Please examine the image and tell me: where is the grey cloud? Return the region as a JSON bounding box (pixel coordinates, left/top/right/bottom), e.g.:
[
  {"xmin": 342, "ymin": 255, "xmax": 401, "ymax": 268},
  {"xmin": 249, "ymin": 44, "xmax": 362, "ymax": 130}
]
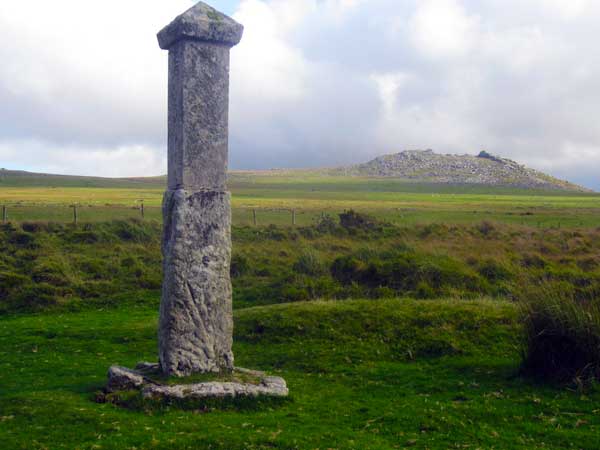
[
  {"xmin": 0, "ymin": 0, "xmax": 598, "ymax": 190},
  {"xmin": 236, "ymin": 0, "xmax": 599, "ymax": 189}
]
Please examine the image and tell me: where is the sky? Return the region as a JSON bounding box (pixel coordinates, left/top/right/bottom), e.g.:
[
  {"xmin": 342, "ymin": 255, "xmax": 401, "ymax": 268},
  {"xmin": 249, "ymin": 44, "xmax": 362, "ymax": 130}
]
[{"xmin": 0, "ymin": 0, "xmax": 598, "ymax": 190}]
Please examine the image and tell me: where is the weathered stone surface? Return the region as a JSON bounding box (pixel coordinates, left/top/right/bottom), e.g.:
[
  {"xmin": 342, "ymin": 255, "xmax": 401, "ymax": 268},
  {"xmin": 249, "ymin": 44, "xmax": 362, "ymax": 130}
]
[
  {"xmin": 107, "ymin": 366, "xmax": 145, "ymax": 392},
  {"xmin": 159, "ymin": 188, "xmax": 234, "ymax": 377},
  {"xmin": 107, "ymin": 364, "xmax": 288, "ymax": 401},
  {"xmin": 167, "ymin": 39, "xmax": 231, "ymax": 191},
  {"xmin": 142, "ymin": 375, "xmax": 289, "ymax": 400},
  {"xmin": 158, "ymin": 1, "xmax": 243, "ymax": 50},
  {"xmin": 135, "ymin": 362, "xmax": 160, "ymax": 373}
]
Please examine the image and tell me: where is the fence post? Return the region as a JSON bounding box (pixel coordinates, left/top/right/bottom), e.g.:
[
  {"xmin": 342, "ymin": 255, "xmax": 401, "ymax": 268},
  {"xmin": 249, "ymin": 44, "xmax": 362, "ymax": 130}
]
[
  {"xmin": 140, "ymin": 201, "xmax": 145, "ymax": 219},
  {"xmin": 2, "ymin": 205, "xmax": 6, "ymax": 224},
  {"xmin": 73, "ymin": 205, "xmax": 78, "ymax": 226},
  {"xmin": 292, "ymin": 209, "xmax": 296, "ymax": 226},
  {"xmin": 253, "ymin": 209, "xmax": 257, "ymax": 226}
]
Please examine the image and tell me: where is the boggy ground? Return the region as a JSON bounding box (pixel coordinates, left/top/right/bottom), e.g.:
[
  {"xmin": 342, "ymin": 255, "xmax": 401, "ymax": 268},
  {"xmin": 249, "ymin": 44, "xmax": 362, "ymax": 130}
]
[{"xmin": 2, "ymin": 298, "xmax": 600, "ymax": 449}]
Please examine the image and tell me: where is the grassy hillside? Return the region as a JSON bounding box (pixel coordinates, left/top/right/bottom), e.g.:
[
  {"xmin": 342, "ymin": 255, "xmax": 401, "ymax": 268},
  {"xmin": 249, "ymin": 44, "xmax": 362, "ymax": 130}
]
[
  {"xmin": 2, "ymin": 218, "xmax": 600, "ymax": 314},
  {"xmin": 0, "ymin": 168, "xmax": 595, "ymax": 194}
]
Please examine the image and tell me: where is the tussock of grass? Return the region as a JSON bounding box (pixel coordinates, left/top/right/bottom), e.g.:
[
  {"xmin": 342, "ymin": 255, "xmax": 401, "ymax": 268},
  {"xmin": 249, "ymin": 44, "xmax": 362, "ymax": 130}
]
[{"xmin": 520, "ymin": 285, "xmax": 600, "ymax": 383}]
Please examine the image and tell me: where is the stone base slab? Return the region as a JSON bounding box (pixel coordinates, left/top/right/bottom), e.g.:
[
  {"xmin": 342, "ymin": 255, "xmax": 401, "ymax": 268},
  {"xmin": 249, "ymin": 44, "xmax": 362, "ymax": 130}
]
[{"xmin": 106, "ymin": 363, "xmax": 288, "ymax": 401}]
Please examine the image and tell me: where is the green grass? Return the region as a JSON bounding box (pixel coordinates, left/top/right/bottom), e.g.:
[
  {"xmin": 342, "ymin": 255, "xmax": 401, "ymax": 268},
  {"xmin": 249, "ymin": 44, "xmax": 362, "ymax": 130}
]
[
  {"xmin": 2, "ymin": 172, "xmax": 600, "ymax": 448},
  {"xmin": 2, "ymin": 298, "xmax": 600, "ymax": 449},
  {"xmin": 3, "ymin": 218, "xmax": 600, "ymax": 314},
  {"xmin": 0, "ymin": 172, "xmax": 598, "ymax": 227}
]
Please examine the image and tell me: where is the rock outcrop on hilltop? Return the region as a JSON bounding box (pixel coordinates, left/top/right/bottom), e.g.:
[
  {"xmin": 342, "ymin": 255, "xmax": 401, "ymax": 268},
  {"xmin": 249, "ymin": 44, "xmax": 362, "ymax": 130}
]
[{"xmin": 342, "ymin": 150, "xmax": 588, "ymax": 191}]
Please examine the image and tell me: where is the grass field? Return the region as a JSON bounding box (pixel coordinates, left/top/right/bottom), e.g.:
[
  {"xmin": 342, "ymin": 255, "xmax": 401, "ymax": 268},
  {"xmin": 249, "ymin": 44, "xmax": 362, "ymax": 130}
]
[
  {"xmin": 0, "ymin": 173, "xmax": 599, "ymax": 227},
  {"xmin": 3, "ymin": 298, "xmax": 600, "ymax": 449},
  {"xmin": 2, "ymin": 171, "xmax": 600, "ymax": 449}
]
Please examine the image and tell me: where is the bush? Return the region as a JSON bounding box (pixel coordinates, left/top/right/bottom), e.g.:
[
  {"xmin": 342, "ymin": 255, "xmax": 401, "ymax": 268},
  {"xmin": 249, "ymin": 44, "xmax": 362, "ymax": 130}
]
[
  {"xmin": 521, "ymin": 254, "xmax": 547, "ymax": 269},
  {"xmin": 230, "ymin": 254, "xmax": 250, "ymax": 278},
  {"xmin": 330, "ymin": 250, "xmax": 488, "ymax": 299},
  {"xmin": 9, "ymin": 231, "xmax": 37, "ymax": 248},
  {"xmin": 331, "ymin": 256, "xmax": 366, "ymax": 286},
  {"xmin": 314, "ymin": 214, "xmax": 337, "ymax": 234},
  {"xmin": 112, "ymin": 220, "xmax": 155, "ymax": 243},
  {"xmin": 293, "ymin": 250, "xmax": 326, "ymax": 276},
  {"xmin": 476, "ymin": 221, "xmax": 496, "ymax": 237},
  {"xmin": 520, "ymin": 284, "xmax": 600, "ymax": 383},
  {"xmin": 339, "ymin": 210, "xmax": 378, "ymax": 231},
  {"xmin": 69, "ymin": 231, "xmax": 100, "ymax": 244},
  {"xmin": 478, "ymin": 259, "xmax": 512, "ymax": 282}
]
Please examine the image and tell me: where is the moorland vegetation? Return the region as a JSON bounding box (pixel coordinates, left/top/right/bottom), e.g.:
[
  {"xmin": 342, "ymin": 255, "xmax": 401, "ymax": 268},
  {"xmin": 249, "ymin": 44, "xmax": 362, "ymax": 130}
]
[
  {"xmin": 2, "ymin": 214, "xmax": 599, "ymax": 315},
  {"xmin": 2, "ymin": 173, "xmax": 600, "ymax": 448}
]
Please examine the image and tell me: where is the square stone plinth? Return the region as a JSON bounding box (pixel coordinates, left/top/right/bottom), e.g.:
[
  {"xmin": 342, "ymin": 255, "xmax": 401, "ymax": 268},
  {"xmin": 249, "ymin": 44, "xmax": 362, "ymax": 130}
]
[{"xmin": 105, "ymin": 364, "xmax": 288, "ymax": 403}]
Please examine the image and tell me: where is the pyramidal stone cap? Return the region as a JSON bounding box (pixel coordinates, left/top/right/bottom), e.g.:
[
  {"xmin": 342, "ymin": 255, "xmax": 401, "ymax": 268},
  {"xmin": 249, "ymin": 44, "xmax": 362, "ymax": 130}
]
[{"xmin": 157, "ymin": 1, "xmax": 244, "ymax": 50}]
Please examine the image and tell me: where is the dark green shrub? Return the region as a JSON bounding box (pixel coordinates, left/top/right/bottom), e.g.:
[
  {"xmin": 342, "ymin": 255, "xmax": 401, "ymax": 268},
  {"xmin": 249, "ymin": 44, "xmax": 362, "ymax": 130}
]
[
  {"xmin": 415, "ymin": 281, "xmax": 436, "ymax": 299},
  {"xmin": 9, "ymin": 231, "xmax": 37, "ymax": 248},
  {"xmin": 69, "ymin": 231, "xmax": 100, "ymax": 244},
  {"xmin": 280, "ymin": 285, "xmax": 309, "ymax": 302},
  {"xmin": 138, "ymin": 273, "xmax": 161, "ymax": 289},
  {"xmin": 578, "ymin": 257, "xmax": 599, "ymax": 272},
  {"xmin": 111, "ymin": 220, "xmax": 156, "ymax": 243},
  {"xmin": 121, "ymin": 257, "xmax": 137, "ymax": 268},
  {"xmin": 21, "ymin": 222, "xmax": 50, "ymax": 233},
  {"xmin": 31, "ymin": 261, "xmax": 70, "ymax": 286},
  {"xmin": 418, "ymin": 223, "xmax": 449, "ymax": 239},
  {"xmin": 520, "ymin": 285, "xmax": 600, "ymax": 383},
  {"xmin": 298, "ymin": 227, "xmax": 316, "ymax": 239},
  {"xmin": 0, "ymin": 271, "xmax": 29, "ymax": 298},
  {"xmin": 478, "ymin": 259, "xmax": 512, "ymax": 282},
  {"xmin": 14, "ymin": 283, "xmax": 60, "ymax": 309},
  {"xmin": 302, "ymin": 276, "xmax": 340, "ymax": 299},
  {"xmin": 373, "ymin": 286, "xmax": 396, "ymax": 298},
  {"xmin": 314, "ymin": 214, "xmax": 337, "ymax": 234},
  {"xmin": 231, "ymin": 254, "xmax": 250, "ymax": 278},
  {"xmin": 339, "ymin": 210, "xmax": 378, "ymax": 231},
  {"xmin": 331, "ymin": 256, "xmax": 365, "ymax": 285},
  {"xmin": 255, "ymin": 267, "xmax": 272, "ymax": 277},
  {"xmin": 476, "ymin": 221, "xmax": 496, "ymax": 237},
  {"xmin": 521, "ymin": 254, "xmax": 547, "ymax": 269},
  {"xmin": 293, "ymin": 250, "xmax": 326, "ymax": 276}
]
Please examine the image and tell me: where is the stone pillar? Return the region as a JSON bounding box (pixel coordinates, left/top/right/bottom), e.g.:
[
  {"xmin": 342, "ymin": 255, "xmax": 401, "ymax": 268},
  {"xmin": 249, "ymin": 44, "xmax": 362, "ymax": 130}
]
[{"xmin": 157, "ymin": 2, "xmax": 243, "ymax": 377}]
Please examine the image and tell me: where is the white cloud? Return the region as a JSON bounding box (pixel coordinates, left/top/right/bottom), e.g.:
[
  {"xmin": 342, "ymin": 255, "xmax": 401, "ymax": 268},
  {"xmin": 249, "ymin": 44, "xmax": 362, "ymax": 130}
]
[
  {"xmin": 538, "ymin": 0, "xmax": 590, "ymax": 19},
  {"xmin": 0, "ymin": 139, "xmax": 165, "ymax": 177},
  {"xmin": 409, "ymin": 0, "xmax": 480, "ymax": 59},
  {"xmin": 0, "ymin": 0, "xmax": 193, "ymax": 175},
  {"xmin": 0, "ymin": 0, "xmax": 599, "ymax": 189}
]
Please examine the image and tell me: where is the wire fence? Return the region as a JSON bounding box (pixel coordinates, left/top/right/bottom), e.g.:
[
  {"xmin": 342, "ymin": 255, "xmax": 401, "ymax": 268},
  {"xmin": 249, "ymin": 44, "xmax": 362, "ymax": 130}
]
[
  {"xmin": 0, "ymin": 204, "xmax": 323, "ymax": 227},
  {"xmin": 0, "ymin": 202, "xmax": 596, "ymax": 229}
]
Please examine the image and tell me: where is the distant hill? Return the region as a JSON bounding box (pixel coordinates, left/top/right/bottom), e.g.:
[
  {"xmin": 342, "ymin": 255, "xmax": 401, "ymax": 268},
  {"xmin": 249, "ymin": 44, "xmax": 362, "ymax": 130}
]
[
  {"xmin": 332, "ymin": 150, "xmax": 589, "ymax": 192},
  {"xmin": 0, "ymin": 150, "xmax": 591, "ymax": 193},
  {"xmin": 0, "ymin": 169, "xmax": 166, "ymax": 189}
]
